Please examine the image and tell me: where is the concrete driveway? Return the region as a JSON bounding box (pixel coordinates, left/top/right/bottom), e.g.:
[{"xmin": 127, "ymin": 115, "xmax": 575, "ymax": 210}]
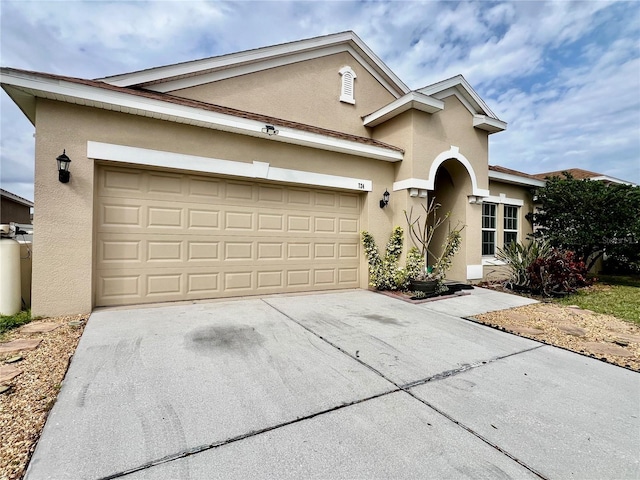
[{"xmin": 26, "ymin": 289, "xmax": 639, "ymax": 479}]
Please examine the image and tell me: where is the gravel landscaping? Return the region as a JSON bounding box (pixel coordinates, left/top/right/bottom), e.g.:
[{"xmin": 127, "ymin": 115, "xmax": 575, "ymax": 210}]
[
  {"xmin": 473, "ymin": 302, "xmax": 640, "ymax": 371},
  {"xmin": 0, "ymin": 314, "xmax": 87, "ymax": 480}
]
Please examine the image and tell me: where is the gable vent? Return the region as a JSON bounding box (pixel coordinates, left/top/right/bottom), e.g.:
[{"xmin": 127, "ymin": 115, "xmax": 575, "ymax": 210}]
[{"xmin": 339, "ymin": 66, "xmax": 357, "ymax": 105}]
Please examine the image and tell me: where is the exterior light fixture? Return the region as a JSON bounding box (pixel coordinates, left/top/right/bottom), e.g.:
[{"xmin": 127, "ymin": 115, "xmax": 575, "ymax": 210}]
[
  {"xmin": 261, "ymin": 125, "xmax": 279, "ymax": 136},
  {"xmin": 56, "ymin": 150, "xmax": 71, "ymax": 183},
  {"xmin": 379, "ymin": 189, "xmax": 390, "ymax": 208}
]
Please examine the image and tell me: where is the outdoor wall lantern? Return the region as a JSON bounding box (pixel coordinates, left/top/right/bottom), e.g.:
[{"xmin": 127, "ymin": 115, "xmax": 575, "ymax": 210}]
[
  {"xmin": 379, "ymin": 189, "xmax": 390, "ymax": 208},
  {"xmin": 261, "ymin": 124, "xmax": 279, "ymax": 136},
  {"xmin": 56, "ymin": 150, "xmax": 71, "ymax": 183}
]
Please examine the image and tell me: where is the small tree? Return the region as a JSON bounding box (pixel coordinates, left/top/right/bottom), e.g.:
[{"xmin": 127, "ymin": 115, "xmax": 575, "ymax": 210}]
[
  {"xmin": 531, "ymin": 173, "xmax": 640, "ymax": 271},
  {"xmin": 404, "ymin": 198, "xmax": 465, "ymax": 283}
]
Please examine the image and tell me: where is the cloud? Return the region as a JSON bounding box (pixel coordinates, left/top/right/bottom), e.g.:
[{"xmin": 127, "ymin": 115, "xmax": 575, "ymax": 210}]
[{"xmin": 1, "ymin": 0, "xmax": 639, "ymax": 202}]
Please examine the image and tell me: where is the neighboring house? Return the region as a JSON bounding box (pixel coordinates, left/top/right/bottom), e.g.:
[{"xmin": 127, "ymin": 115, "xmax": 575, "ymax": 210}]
[
  {"xmin": 1, "ymin": 188, "xmax": 33, "ymax": 224},
  {"xmin": 533, "ymin": 168, "xmax": 636, "ymax": 186},
  {"xmin": 1, "ymin": 31, "xmax": 544, "ymax": 316}
]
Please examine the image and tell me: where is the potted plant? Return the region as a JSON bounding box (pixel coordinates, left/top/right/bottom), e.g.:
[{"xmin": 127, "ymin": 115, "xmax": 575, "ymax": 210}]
[{"xmin": 404, "ymin": 198, "xmax": 465, "ymax": 295}]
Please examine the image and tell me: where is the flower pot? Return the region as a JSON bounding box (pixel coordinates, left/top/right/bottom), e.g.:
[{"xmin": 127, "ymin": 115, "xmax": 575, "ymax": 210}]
[{"xmin": 409, "ymin": 279, "xmax": 438, "ymax": 295}]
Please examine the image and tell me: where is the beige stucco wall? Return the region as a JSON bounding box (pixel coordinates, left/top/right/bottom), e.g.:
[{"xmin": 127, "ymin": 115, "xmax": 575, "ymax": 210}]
[
  {"xmin": 172, "ymin": 52, "xmax": 396, "ymax": 139},
  {"xmin": 407, "ymin": 96, "xmax": 489, "ymax": 190},
  {"xmin": 31, "ymin": 99, "xmax": 397, "ymax": 316},
  {"xmin": 373, "ymin": 96, "xmax": 493, "ymax": 282}
]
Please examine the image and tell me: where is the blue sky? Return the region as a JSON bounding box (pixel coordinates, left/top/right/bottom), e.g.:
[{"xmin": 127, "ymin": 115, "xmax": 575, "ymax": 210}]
[{"xmin": 1, "ymin": 0, "xmax": 639, "ymax": 202}]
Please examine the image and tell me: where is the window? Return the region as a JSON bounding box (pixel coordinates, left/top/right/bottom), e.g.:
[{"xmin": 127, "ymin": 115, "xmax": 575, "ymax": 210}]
[
  {"xmin": 482, "ymin": 203, "xmax": 496, "ymax": 255},
  {"xmin": 504, "ymin": 205, "xmax": 519, "ymax": 245},
  {"xmin": 339, "ymin": 66, "xmax": 357, "ymax": 104}
]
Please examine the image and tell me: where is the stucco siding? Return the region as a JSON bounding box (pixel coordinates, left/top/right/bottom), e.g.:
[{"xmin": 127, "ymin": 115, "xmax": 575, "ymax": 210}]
[
  {"xmin": 171, "ymin": 52, "xmax": 396, "ymax": 139},
  {"xmin": 31, "ymin": 99, "xmax": 397, "ymax": 315},
  {"xmin": 413, "ymin": 96, "xmax": 489, "ymax": 190}
]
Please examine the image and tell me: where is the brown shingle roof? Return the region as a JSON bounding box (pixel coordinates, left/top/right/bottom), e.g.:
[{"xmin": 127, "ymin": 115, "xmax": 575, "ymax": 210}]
[
  {"xmin": 2, "ymin": 67, "xmax": 404, "ymax": 153},
  {"xmin": 532, "ymin": 168, "xmax": 603, "ymax": 180},
  {"xmin": 488, "ymin": 165, "xmax": 540, "ymax": 180}
]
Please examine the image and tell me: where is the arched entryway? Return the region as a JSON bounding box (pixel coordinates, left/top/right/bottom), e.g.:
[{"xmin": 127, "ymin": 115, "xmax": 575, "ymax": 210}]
[{"xmin": 428, "ymin": 158, "xmax": 473, "ymax": 282}]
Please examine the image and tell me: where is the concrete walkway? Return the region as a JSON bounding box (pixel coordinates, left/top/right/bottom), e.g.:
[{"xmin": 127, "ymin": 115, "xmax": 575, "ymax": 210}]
[{"xmin": 25, "ymin": 288, "xmax": 639, "ymax": 479}]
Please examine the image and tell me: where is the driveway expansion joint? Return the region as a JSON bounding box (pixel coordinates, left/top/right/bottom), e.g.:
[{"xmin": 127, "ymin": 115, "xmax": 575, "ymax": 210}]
[
  {"xmin": 402, "ymin": 344, "xmax": 546, "ymax": 389},
  {"xmin": 264, "ymin": 299, "xmax": 550, "ymax": 480},
  {"xmin": 95, "ymin": 388, "xmax": 400, "ymax": 480}
]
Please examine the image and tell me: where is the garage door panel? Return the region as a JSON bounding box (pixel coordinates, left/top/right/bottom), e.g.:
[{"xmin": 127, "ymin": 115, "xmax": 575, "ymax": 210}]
[
  {"xmin": 96, "ymin": 165, "xmax": 361, "ymax": 306},
  {"xmin": 98, "ymin": 236, "xmax": 359, "ymax": 269}
]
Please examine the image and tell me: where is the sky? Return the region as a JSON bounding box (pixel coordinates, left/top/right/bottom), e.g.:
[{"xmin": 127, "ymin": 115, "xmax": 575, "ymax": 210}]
[{"xmin": 1, "ymin": 0, "xmax": 639, "ymax": 202}]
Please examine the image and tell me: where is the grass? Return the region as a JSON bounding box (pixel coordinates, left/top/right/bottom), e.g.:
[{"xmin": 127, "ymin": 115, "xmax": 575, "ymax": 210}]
[
  {"xmin": 555, "ymin": 275, "xmax": 640, "ymax": 325},
  {"xmin": 0, "ymin": 309, "xmax": 35, "ymax": 339}
]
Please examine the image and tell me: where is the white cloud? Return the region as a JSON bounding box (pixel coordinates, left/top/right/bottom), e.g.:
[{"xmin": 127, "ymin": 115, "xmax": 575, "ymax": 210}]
[{"xmin": 1, "ymin": 0, "xmax": 639, "ymax": 203}]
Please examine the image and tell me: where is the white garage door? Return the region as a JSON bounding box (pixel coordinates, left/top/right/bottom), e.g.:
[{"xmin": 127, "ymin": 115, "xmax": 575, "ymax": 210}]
[{"xmin": 95, "ymin": 165, "xmax": 362, "ymax": 306}]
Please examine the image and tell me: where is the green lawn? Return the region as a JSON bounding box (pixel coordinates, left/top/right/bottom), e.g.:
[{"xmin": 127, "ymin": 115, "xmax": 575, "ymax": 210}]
[{"xmin": 555, "ymin": 275, "xmax": 640, "ymax": 325}]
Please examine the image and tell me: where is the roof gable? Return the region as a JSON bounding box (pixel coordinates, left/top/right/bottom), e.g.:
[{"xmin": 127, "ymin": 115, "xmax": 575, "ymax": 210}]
[
  {"xmin": 418, "ymin": 75, "xmax": 505, "ymax": 132},
  {"xmin": 99, "ymin": 31, "xmax": 409, "ymax": 99}
]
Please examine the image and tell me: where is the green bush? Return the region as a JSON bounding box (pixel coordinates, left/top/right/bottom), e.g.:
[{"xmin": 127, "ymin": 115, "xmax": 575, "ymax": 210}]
[
  {"xmin": 362, "ymin": 227, "xmax": 408, "ymax": 291},
  {"xmin": 496, "ymin": 239, "xmax": 552, "ymax": 289}
]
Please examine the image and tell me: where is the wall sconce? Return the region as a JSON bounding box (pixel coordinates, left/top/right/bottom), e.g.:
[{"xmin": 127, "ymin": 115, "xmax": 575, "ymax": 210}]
[
  {"xmin": 56, "ymin": 150, "xmax": 71, "ymax": 183},
  {"xmin": 261, "ymin": 125, "xmax": 279, "ymax": 136},
  {"xmin": 379, "ymin": 189, "xmax": 390, "ymax": 208}
]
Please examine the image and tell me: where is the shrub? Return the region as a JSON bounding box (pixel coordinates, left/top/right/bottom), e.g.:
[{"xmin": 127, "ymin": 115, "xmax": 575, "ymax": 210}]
[
  {"xmin": 527, "ymin": 249, "xmax": 590, "ymax": 296},
  {"xmin": 362, "ymin": 227, "xmax": 407, "ymax": 291},
  {"xmin": 496, "ymin": 239, "xmax": 552, "ymax": 289}
]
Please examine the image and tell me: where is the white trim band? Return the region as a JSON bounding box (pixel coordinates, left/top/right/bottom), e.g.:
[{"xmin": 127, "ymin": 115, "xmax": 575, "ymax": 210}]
[
  {"xmin": 483, "ymin": 194, "xmax": 524, "ymax": 206},
  {"xmin": 87, "ymin": 141, "xmax": 373, "ymax": 192},
  {"xmin": 0, "ymin": 69, "xmax": 403, "ymax": 163}
]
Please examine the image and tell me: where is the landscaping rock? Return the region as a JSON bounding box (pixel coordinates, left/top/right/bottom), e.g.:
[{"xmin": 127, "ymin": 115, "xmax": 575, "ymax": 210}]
[
  {"xmin": 612, "ymin": 333, "xmax": 640, "ymax": 345},
  {"xmin": 0, "ymin": 339, "xmax": 42, "ymax": 355},
  {"xmin": 582, "ymin": 342, "xmax": 633, "ymax": 358},
  {"xmin": 0, "ymin": 365, "xmax": 23, "ymax": 383},
  {"xmin": 557, "ymin": 324, "xmax": 587, "ymax": 337},
  {"xmin": 508, "ymin": 326, "xmax": 545, "ymax": 336},
  {"xmin": 20, "ymin": 322, "xmax": 62, "ymax": 333}
]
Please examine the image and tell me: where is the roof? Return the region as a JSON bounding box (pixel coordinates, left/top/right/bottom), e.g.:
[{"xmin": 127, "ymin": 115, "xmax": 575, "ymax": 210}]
[
  {"xmin": 0, "ymin": 188, "xmax": 34, "ymax": 207},
  {"xmin": 0, "ymin": 67, "xmax": 404, "ymax": 162},
  {"xmin": 488, "ymin": 165, "xmax": 545, "ymax": 187},
  {"xmin": 98, "ymin": 31, "xmax": 410, "ymax": 98},
  {"xmin": 417, "ymin": 75, "xmax": 506, "ymax": 132},
  {"xmin": 533, "ymin": 168, "xmax": 634, "ymax": 185}
]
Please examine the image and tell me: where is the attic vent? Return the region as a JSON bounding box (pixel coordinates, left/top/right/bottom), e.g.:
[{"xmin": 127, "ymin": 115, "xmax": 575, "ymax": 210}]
[{"xmin": 339, "ymin": 66, "xmax": 357, "ymax": 105}]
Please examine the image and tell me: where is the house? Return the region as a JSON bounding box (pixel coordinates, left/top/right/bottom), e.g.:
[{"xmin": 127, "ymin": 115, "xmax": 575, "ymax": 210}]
[
  {"xmin": 533, "ymin": 168, "xmax": 635, "ymax": 186},
  {"xmin": 0, "ymin": 31, "xmax": 544, "ymax": 316},
  {"xmin": 1, "ymin": 188, "xmax": 33, "ymax": 224}
]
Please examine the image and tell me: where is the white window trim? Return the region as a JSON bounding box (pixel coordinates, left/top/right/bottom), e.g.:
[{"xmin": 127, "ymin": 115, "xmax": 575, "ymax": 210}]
[
  {"xmin": 482, "ymin": 203, "xmax": 497, "ymax": 257},
  {"xmin": 482, "ymin": 193, "xmax": 524, "ymax": 206},
  {"xmin": 87, "ymin": 141, "xmax": 373, "ymax": 192},
  {"xmin": 503, "ymin": 205, "xmax": 519, "ymax": 244},
  {"xmin": 339, "ymin": 66, "xmax": 357, "ymax": 104}
]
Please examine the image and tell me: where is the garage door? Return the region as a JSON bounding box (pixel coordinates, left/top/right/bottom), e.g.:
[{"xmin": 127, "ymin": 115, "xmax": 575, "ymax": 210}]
[{"xmin": 95, "ymin": 165, "xmax": 362, "ymax": 306}]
